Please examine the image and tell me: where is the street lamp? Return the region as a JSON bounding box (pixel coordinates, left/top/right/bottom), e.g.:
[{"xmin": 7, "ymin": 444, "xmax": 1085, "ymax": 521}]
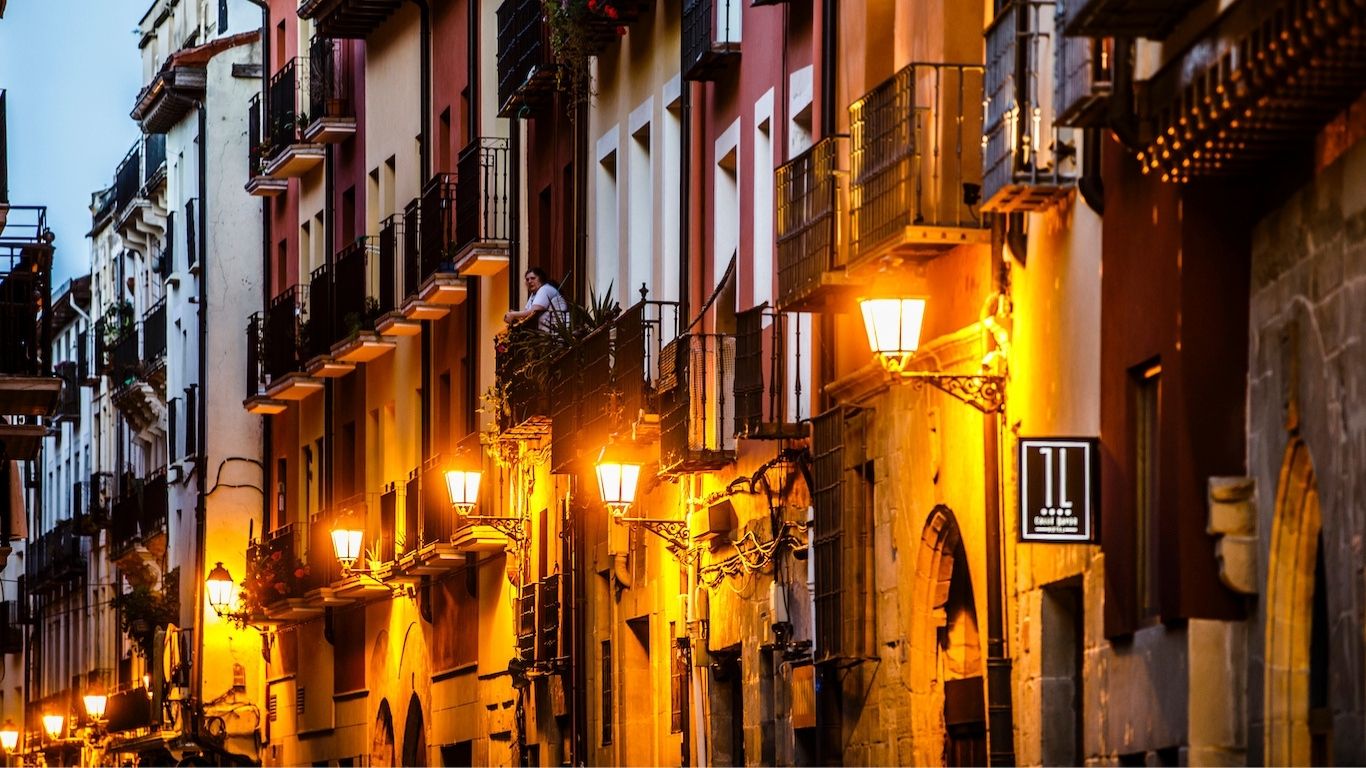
[
  {"xmin": 82, "ymin": 694, "xmax": 107, "ymax": 723},
  {"xmin": 205, "ymin": 562, "xmax": 237, "ymax": 616},
  {"xmin": 595, "ymin": 444, "xmax": 689, "ymax": 552},
  {"xmin": 443, "ymin": 464, "xmax": 526, "ymax": 542},
  {"xmin": 330, "ymin": 517, "xmax": 365, "ymax": 572},
  {"xmin": 0, "ymin": 720, "xmax": 18, "ymax": 752},
  {"xmin": 41, "ymin": 714, "xmax": 63, "ymax": 741},
  {"xmin": 857, "ymin": 296, "xmax": 1005, "ymax": 413}
]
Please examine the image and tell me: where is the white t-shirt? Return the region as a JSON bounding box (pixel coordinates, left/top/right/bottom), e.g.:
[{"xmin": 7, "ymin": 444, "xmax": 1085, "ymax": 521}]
[{"xmin": 526, "ymin": 283, "xmax": 569, "ymax": 333}]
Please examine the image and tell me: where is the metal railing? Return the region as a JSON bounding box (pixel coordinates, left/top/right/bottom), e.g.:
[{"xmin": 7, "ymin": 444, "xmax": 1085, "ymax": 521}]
[
  {"xmin": 682, "ymin": 0, "xmax": 741, "ymax": 81},
  {"xmin": 378, "ymin": 215, "xmax": 403, "ymax": 315},
  {"xmin": 849, "ymin": 62, "xmax": 987, "ymax": 256},
  {"xmin": 143, "ymin": 134, "xmax": 166, "ymax": 188},
  {"xmin": 306, "ymin": 263, "xmax": 335, "ymax": 359},
  {"xmin": 1054, "ymin": 12, "xmax": 1112, "ymax": 126},
  {"xmin": 419, "ymin": 173, "xmax": 457, "ymax": 282},
  {"xmin": 108, "ymin": 324, "xmax": 140, "ymax": 389},
  {"xmin": 983, "ymin": 1, "xmax": 1076, "ymax": 205},
  {"xmin": 0, "ymin": 206, "xmax": 52, "ymax": 378},
  {"xmin": 113, "ymin": 144, "xmax": 142, "ymax": 214},
  {"xmin": 248, "ymin": 93, "xmax": 263, "ymax": 175},
  {"xmin": 734, "ymin": 305, "xmax": 805, "ymax": 439},
  {"xmin": 56, "ymin": 361, "xmax": 79, "ymax": 420},
  {"xmin": 247, "ymin": 313, "xmax": 263, "ymax": 398},
  {"xmin": 266, "ymin": 58, "xmax": 309, "ymax": 160},
  {"xmin": 25, "ymin": 523, "xmax": 85, "ymax": 587},
  {"xmin": 334, "ymin": 239, "xmax": 384, "ymax": 338},
  {"xmin": 402, "ymin": 198, "xmax": 422, "ymax": 299},
  {"xmin": 496, "ymin": 0, "xmax": 552, "ymax": 113},
  {"xmin": 143, "ymin": 297, "xmax": 167, "ymax": 361},
  {"xmin": 110, "ymin": 470, "xmax": 168, "ymax": 560},
  {"xmin": 454, "ymin": 138, "xmax": 511, "ymax": 256},
  {"xmin": 775, "ymin": 135, "xmax": 847, "ymax": 310},
  {"xmin": 265, "ymin": 286, "xmax": 308, "ymax": 380},
  {"xmin": 377, "ymin": 487, "xmax": 399, "ymax": 564},
  {"xmin": 419, "ymin": 456, "xmax": 454, "ymax": 545},
  {"xmin": 659, "ymin": 333, "xmax": 736, "ymax": 474},
  {"xmin": 614, "ymin": 299, "xmax": 681, "ymax": 424},
  {"xmin": 308, "ymin": 36, "xmax": 353, "ymax": 122},
  {"xmin": 496, "ymin": 329, "xmax": 554, "ymax": 433}
]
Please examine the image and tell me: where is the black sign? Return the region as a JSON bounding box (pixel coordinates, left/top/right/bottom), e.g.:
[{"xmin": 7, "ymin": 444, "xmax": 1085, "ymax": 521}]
[{"xmin": 1018, "ymin": 438, "xmax": 1098, "ymax": 543}]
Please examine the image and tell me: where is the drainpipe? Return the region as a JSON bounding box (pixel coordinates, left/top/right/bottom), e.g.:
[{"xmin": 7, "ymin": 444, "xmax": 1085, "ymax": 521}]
[
  {"xmin": 193, "ymin": 100, "xmax": 210, "ymax": 742},
  {"xmin": 324, "ymin": 144, "xmax": 335, "ymax": 511},
  {"xmin": 679, "ymin": 84, "xmax": 691, "ymax": 323},
  {"xmin": 1078, "ymin": 128, "xmax": 1104, "ymax": 215},
  {"xmin": 412, "ymin": 0, "xmax": 433, "ymax": 467},
  {"xmin": 983, "ymin": 246, "xmax": 1016, "ymax": 766},
  {"xmin": 244, "ymin": 0, "xmax": 272, "ymax": 531}
]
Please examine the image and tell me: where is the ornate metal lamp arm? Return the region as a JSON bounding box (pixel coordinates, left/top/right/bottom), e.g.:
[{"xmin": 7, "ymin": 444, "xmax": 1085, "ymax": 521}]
[
  {"xmin": 463, "ymin": 515, "xmax": 528, "ymax": 542},
  {"xmin": 894, "ymin": 371, "xmax": 1006, "ymax": 414},
  {"xmin": 618, "ymin": 517, "xmax": 690, "ymax": 553}
]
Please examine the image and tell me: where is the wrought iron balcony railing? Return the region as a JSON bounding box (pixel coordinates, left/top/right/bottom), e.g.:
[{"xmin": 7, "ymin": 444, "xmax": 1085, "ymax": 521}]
[
  {"xmin": 56, "ymin": 361, "xmax": 79, "ymax": 421},
  {"xmin": 107, "ymin": 324, "xmax": 140, "ymax": 389},
  {"xmin": 419, "ymin": 173, "xmax": 457, "ymax": 283},
  {"xmin": 849, "ymin": 62, "xmax": 987, "ymax": 262},
  {"xmin": 549, "ymin": 323, "xmax": 611, "ymax": 474},
  {"xmin": 775, "ymin": 135, "xmax": 850, "ymax": 312},
  {"xmin": 143, "ymin": 296, "xmax": 167, "ymax": 362},
  {"xmin": 734, "ymin": 305, "xmax": 808, "ymax": 440},
  {"xmin": 25, "ymin": 522, "xmax": 85, "ymax": 588},
  {"xmin": 333, "ymin": 239, "xmax": 386, "ymax": 339},
  {"xmin": 495, "ymin": 329, "xmax": 553, "ymax": 436},
  {"xmin": 659, "ymin": 333, "xmax": 736, "ymax": 474},
  {"xmin": 266, "ymin": 58, "xmax": 308, "ymax": 160},
  {"xmin": 402, "ymin": 198, "xmax": 422, "ymax": 299},
  {"xmin": 496, "ymin": 0, "xmax": 554, "ymax": 116},
  {"xmin": 377, "ymin": 215, "xmax": 403, "ymax": 314},
  {"xmin": 113, "ymin": 143, "xmax": 142, "ymax": 215},
  {"xmin": 377, "ymin": 487, "xmax": 399, "ymax": 564},
  {"xmin": 614, "ymin": 298, "xmax": 682, "ymax": 427},
  {"xmin": 246, "ymin": 312, "xmax": 263, "ymax": 399},
  {"xmin": 248, "ymin": 93, "xmax": 264, "ymax": 176},
  {"xmin": 307, "ymin": 36, "xmax": 354, "ymax": 125},
  {"xmin": 682, "ymin": 0, "xmax": 741, "ymax": 81},
  {"xmin": 143, "ymin": 133, "xmax": 166, "ymax": 190},
  {"xmin": 1054, "ymin": 22, "xmax": 1112, "ymax": 127},
  {"xmin": 419, "ymin": 456, "xmax": 455, "ymax": 546},
  {"xmin": 0, "ymin": 205, "xmax": 53, "ymax": 383},
  {"xmin": 109, "ymin": 469, "xmax": 168, "ymax": 561},
  {"xmin": 265, "ymin": 286, "xmax": 309, "ymax": 381},
  {"xmin": 453, "ymin": 138, "xmax": 511, "ymax": 271},
  {"xmin": 982, "ymin": 1, "xmax": 1079, "ymax": 212},
  {"xmin": 306, "ymin": 263, "xmax": 336, "ymax": 360}
]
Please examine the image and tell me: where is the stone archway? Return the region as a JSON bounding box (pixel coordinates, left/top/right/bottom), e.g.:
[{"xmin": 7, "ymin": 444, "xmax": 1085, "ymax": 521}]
[
  {"xmin": 371, "ymin": 697, "xmax": 396, "ymax": 767},
  {"xmin": 907, "ymin": 505, "xmax": 985, "ymax": 767},
  {"xmin": 1264, "ymin": 438, "xmax": 1323, "ymax": 766},
  {"xmin": 401, "ymin": 692, "xmax": 427, "ymax": 767}
]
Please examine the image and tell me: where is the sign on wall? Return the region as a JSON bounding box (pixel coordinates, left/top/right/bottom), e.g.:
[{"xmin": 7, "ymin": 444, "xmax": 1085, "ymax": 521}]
[{"xmin": 1018, "ymin": 437, "xmax": 1098, "ymax": 543}]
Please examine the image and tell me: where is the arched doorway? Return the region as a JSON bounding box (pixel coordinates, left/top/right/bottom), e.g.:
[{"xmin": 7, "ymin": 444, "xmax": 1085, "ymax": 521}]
[
  {"xmin": 372, "ymin": 698, "xmax": 395, "ymax": 767},
  {"xmin": 401, "ymin": 692, "xmax": 427, "ymax": 767},
  {"xmin": 1264, "ymin": 438, "xmax": 1330, "ymax": 765},
  {"xmin": 909, "ymin": 505, "xmax": 985, "ymax": 767}
]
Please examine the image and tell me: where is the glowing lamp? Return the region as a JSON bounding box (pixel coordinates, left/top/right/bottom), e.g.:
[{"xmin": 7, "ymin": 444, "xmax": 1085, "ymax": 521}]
[
  {"xmin": 205, "ymin": 562, "xmax": 236, "ymax": 615},
  {"xmin": 595, "ymin": 444, "xmax": 643, "ymax": 518},
  {"xmin": 444, "ymin": 470, "xmax": 482, "ymax": 517},
  {"xmin": 42, "ymin": 714, "xmax": 63, "ymax": 740},
  {"xmin": 0, "ymin": 720, "xmax": 18, "ymax": 751},
  {"xmin": 83, "ymin": 694, "xmax": 108, "ymax": 722},
  {"xmin": 859, "ymin": 297, "xmax": 927, "ymax": 373},
  {"xmin": 331, "ymin": 522, "xmax": 364, "ymax": 571}
]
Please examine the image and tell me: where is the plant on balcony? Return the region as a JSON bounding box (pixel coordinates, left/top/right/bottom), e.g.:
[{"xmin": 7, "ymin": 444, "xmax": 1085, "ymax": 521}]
[
  {"xmin": 485, "ymin": 281, "xmax": 619, "ymax": 426},
  {"xmin": 113, "ymin": 583, "xmax": 180, "ymax": 659},
  {"xmin": 342, "ymin": 297, "xmax": 384, "ymax": 337},
  {"xmin": 100, "ymin": 301, "xmax": 135, "ymax": 344},
  {"xmin": 543, "ymin": 0, "xmax": 627, "ymax": 105},
  {"xmin": 240, "ymin": 544, "xmax": 310, "ymax": 618}
]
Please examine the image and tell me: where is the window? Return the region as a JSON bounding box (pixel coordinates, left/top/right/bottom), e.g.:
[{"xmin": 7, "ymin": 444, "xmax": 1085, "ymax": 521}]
[
  {"xmin": 628, "ymin": 120, "xmax": 652, "ymax": 296},
  {"xmin": 596, "ymin": 148, "xmax": 619, "ymax": 294},
  {"xmin": 439, "ymin": 107, "xmax": 452, "ymax": 173},
  {"xmin": 601, "ymin": 640, "xmax": 613, "ymax": 745},
  {"xmin": 812, "ymin": 408, "xmax": 845, "ymax": 658},
  {"xmin": 1132, "ymin": 361, "xmax": 1160, "ymax": 620},
  {"xmin": 341, "ymin": 186, "xmax": 356, "ymax": 244},
  {"xmin": 752, "ymin": 111, "xmax": 773, "ymax": 307},
  {"xmin": 670, "ymin": 633, "xmax": 688, "ymax": 733}
]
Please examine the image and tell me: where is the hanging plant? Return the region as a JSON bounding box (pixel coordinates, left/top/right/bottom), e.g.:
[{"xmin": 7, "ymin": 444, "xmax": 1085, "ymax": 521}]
[
  {"xmin": 113, "ymin": 583, "xmax": 180, "ymax": 660},
  {"xmin": 543, "ymin": 0, "xmax": 628, "ymax": 107},
  {"xmin": 240, "ymin": 542, "xmax": 310, "ymax": 618}
]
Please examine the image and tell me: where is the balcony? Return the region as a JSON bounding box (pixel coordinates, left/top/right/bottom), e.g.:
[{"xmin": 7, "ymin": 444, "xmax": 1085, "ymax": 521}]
[
  {"xmin": 80, "ymin": 474, "xmax": 112, "ymax": 532},
  {"xmin": 1061, "ymin": 0, "xmax": 1200, "ymax": 38},
  {"xmin": 246, "ymin": 94, "xmax": 287, "ymax": 196},
  {"xmin": 848, "ymin": 63, "xmax": 988, "ymax": 266},
  {"xmin": 734, "ymin": 306, "xmax": 808, "ymax": 440},
  {"xmin": 298, "ymin": 0, "xmax": 406, "ymax": 39},
  {"xmin": 610, "ymin": 298, "xmax": 679, "ymax": 434},
  {"xmin": 244, "ymin": 313, "xmax": 286, "ymax": 414},
  {"xmin": 249, "ymin": 523, "xmax": 325, "ymax": 622},
  {"xmin": 25, "ymin": 522, "xmax": 85, "ymax": 590},
  {"xmin": 55, "ymin": 361, "xmax": 79, "ymax": 422},
  {"xmin": 659, "ymin": 333, "xmax": 736, "ymax": 475},
  {"xmin": 110, "ymin": 469, "xmax": 169, "ymax": 586},
  {"xmin": 374, "ymin": 214, "xmax": 421, "ymax": 337},
  {"xmin": 549, "ymin": 323, "xmax": 612, "ymax": 474},
  {"xmin": 1136, "ymin": 0, "xmax": 1366, "ymax": 181},
  {"xmin": 1055, "ymin": 32, "xmax": 1113, "ymax": 127},
  {"xmin": 110, "ymin": 299, "xmax": 168, "ymax": 438},
  {"xmin": 328, "ymin": 239, "xmax": 395, "ymax": 364},
  {"xmin": 452, "ymin": 138, "xmax": 511, "ymax": 277},
  {"xmin": 400, "ymin": 175, "xmax": 467, "ymax": 316},
  {"xmin": 262, "ymin": 59, "xmax": 324, "ymax": 179},
  {"xmin": 113, "ymin": 136, "xmax": 168, "ymax": 256},
  {"xmin": 981, "ymin": 1, "xmax": 1078, "ymax": 212},
  {"xmin": 775, "ymin": 135, "xmax": 853, "ymax": 313},
  {"xmin": 395, "ymin": 457, "xmax": 465, "ymax": 574},
  {"xmin": 131, "ymin": 44, "xmax": 209, "ymax": 134},
  {"xmin": 495, "ymin": 329, "xmax": 553, "ymax": 437},
  {"xmin": 263, "ymin": 286, "xmax": 323, "ymax": 401},
  {"xmin": 0, "ymin": 205, "xmax": 60, "ymax": 432},
  {"xmin": 304, "ymin": 36, "xmax": 357, "ymax": 143},
  {"xmin": 496, "ymin": 0, "xmax": 554, "ymax": 117},
  {"xmin": 682, "ymin": 0, "xmax": 741, "ymax": 81}
]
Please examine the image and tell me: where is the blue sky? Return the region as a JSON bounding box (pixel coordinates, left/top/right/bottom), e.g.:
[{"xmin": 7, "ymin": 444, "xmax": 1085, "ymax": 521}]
[{"xmin": 1, "ymin": 1, "xmax": 148, "ymax": 287}]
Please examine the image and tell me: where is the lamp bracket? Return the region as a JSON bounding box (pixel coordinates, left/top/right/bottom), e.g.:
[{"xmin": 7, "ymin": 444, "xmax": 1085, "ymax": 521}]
[
  {"xmin": 465, "ymin": 515, "xmax": 528, "ymax": 542},
  {"xmin": 896, "ymin": 372, "xmax": 1005, "ymax": 414},
  {"xmin": 620, "ymin": 517, "xmax": 690, "ymax": 553}
]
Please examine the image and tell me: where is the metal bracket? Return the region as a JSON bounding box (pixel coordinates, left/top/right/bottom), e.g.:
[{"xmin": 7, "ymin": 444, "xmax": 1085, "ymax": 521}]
[
  {"xmin": 897, "ymin": 372, "xmax": 1005, "ymax": 414},
  {"xmin": 620, "ymin": 517, "xmax": 690, "ymax": 553},
  {"xmin": 466, "ymin": 515, "xmax": 528, "ymax": 542}
]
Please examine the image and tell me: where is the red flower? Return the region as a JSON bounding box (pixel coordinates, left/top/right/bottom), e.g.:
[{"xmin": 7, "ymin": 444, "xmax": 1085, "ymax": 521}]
[
  {"xmin": 604, "ymin": 5, "xmax": 617, "ymax": 18},
  {"xmin": 294, "ymin": 568, "xmax": 306, "ymax": 579},
  {"xmin": 271, "ymin": 551, "xmax": 282, "ymax": 561},
  {"xmin": 275, "ymin": 582, "xmax": 288, "ymax": 594}
]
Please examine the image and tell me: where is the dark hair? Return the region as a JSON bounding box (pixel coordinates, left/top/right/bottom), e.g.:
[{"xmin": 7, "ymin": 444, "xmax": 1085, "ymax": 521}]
[{"xmin": 525, "ymin": 266, "xmax": 558, "ymax": 289}]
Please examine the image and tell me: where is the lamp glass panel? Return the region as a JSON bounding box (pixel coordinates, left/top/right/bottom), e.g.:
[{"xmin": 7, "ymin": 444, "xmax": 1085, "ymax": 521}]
[
  {"xmin": 860, "ymin": 298, "xmax": 926, "ymax": 355},
  {"xmin": 206, "ymin": 575, "xmax": 235, "ymax": 611},
  {"xmin": 331, "ymin": 527, "xmax": 363, "ymax": 563},
  {"xmin": 0, "ymin": 726, "xmax": 17, "ymax": 751},
  {"xmin": 444, "ymin": 470, "xmax": 481, "ymax": 507},
  {"xmin": 83, "ymin": 694, "xmax": 108, "ymax": 720},
  {"xmin": 596, "ymin": 461, "xmax": 641, "ymax": 507},
  {"xmin": 42, "ymin": 714, "xmax": 63, "ymax": 738}
]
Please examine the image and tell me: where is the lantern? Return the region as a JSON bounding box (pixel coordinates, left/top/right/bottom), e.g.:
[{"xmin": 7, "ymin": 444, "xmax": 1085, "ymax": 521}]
[
  {"xmin": 859, "ymin": 297, "xmax": 927, "ymax": 373},
  {"xmin": 205, "ymin": 562, "xmax": 236, "ymax": 615},
  {"xmin": 595, "ymin": 444, "xmax": 643, "ymax": 518},
  {"xmin": 331, "ymin": 522, "xmax": 364, "ymax": 571},
  {"xmin": 444, "ymin": 469, "xmax": 482, "ymax": 517},
  {"xmin": 83, "ymin": 694, "xmax": 108, "ymax": 722}
]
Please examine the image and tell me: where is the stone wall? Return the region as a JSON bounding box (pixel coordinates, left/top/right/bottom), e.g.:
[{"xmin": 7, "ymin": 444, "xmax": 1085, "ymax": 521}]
[{"xmin": 1246, "ymin": 130, "xmax": 1366, "ymax": 766}]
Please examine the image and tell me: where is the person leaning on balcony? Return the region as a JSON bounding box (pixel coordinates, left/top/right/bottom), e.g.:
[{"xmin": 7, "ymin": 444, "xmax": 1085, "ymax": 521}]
[{"xmin": 503, "ymin": 267, "xmax": 569, "ymax": 333}]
